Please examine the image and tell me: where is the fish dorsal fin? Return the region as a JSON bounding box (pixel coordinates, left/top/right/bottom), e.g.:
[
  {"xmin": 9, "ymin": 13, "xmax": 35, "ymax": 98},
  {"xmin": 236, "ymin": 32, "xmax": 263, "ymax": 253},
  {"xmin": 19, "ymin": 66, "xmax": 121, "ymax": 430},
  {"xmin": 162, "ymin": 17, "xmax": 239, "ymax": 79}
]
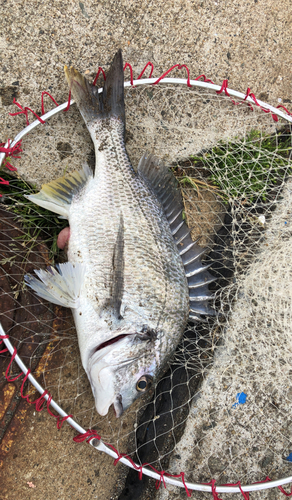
[
  {"xmin": 138, "ymin": 152, "xmax": 216, "ymax": 322},
  {"xmin": 25, "ymin": 164, "xmax": 93, "ymax": 218},
  {"xmin": 138, "ymin": 152, "xmax": 183, "ymax": 213}
]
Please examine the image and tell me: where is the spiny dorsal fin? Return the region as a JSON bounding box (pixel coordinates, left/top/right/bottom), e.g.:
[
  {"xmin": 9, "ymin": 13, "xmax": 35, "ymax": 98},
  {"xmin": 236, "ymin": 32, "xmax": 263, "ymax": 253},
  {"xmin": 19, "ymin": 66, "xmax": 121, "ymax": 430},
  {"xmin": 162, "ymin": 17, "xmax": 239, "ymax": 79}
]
[
  {"xmin": 138, "ymin": 152, "xmax": 183, "ymax": 214},
  {"xmin": 25, "ymin": 164, "xmax": 92, "ymax": 218},
  {"xmin": 138, "ymin": 152, "xmax": 216, "ymax": 321}
]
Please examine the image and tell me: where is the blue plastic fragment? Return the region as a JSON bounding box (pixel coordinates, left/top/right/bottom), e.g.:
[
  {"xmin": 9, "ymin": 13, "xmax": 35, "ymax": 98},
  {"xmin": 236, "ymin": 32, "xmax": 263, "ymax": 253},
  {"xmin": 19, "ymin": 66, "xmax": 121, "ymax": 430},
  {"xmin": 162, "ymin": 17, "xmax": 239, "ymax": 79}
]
[
  {"xmin": 232, "ymin": 392, "xmax": 247, "ymax": 408},
  {"xmin": 285, "ymin": 453, "xmax": 292, "ymax": 462},
  {"xmin": 285, "ymin": 221, "xmax": 288, "ymax": 225}
]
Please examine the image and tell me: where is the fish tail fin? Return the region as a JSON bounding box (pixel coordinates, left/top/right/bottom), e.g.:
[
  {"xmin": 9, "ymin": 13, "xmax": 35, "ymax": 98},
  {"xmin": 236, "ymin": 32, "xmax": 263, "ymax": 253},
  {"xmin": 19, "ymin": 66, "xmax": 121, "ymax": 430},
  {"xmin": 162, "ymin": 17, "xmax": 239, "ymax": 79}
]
[{"xmin": 64, "ymin": 49, "xmax": 125, "ymax": 132}]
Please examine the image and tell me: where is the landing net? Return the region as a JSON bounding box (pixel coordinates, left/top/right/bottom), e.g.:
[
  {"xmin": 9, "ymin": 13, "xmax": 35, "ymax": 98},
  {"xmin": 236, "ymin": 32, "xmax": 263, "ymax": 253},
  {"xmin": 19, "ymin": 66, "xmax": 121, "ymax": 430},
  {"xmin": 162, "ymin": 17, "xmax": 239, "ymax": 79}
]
[{"xmin": 1, "ymin": 71, "xmax": 292, "ymax": 497}]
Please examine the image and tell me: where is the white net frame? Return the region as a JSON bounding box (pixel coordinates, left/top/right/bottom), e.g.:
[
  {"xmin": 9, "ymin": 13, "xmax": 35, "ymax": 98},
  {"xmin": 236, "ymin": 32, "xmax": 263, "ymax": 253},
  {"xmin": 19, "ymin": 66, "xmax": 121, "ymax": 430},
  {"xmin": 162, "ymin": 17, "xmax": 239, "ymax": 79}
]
[{"xmin": 1, "ymin": 76, "xmax": 292, "ymax": 497}]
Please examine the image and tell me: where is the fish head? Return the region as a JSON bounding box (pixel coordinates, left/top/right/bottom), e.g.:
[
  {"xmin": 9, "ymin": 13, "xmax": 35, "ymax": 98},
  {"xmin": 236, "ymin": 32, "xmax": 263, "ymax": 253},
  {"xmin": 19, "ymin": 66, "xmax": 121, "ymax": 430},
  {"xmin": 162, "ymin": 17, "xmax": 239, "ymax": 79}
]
[{"xmin": 87, "ymin": 327, "xmax": 162, "ymax": 417}]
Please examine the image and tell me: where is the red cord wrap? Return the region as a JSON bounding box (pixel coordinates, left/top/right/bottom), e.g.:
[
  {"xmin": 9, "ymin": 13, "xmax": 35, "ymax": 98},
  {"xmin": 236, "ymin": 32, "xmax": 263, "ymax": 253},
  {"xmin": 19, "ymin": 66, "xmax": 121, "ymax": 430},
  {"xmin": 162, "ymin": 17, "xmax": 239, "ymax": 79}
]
[
  {"xmin": 153, "ymin": 64, "xmax": 192, "ymax": 87},
  {"xmin": 0, "ymin": 139, "xmax": 22, "ymax": 187},
  {"xmin": 41, "ymin": 91, "xmax": 59, "ymax": 115},
  {"xmin": 123, "ymin": 62, "xmax": 134, "ymax": 86},
  {"xmin": 203, "ymin": 479, "xmax": 222, "ymax": 500},
  {"xmin": 277, "ymin": 104, "xmax": 292, "ymax": 116},
  {"xmin": 9, "ymin": 98, "xmax": 46, "ymax": 125},
  {"xmin": 278, "ymin": 485, "xmax": 292, "ymax": 497},
  {"xmin": 93, "ymin": 67, "xmax": 106, "ymax": 86},
  {"xmin": 0, "ymin": 334, "xmax": 9, "ymax": 353},
  {"xmin": 0, "ymin": 177, "xmax": 10, "ymax": 185},
  {"xmin": 64, "ymin": 90, "xmax": 71, "ymax": 112},
  {"xmin": 72, "ymin": 429, "xmax": 101, "ymax": 443},
  {"xmin": 0, "ymin": 139, "xmax": 23, "ymax": 159},
  {"xmin": 5, "ymin": 347, "xmax": 23, "ymax": 381},
  {"xmin": 45, "ymin": 394, "xmax": 73, "ymax": 429},
  {"xmin": 195, "ymin": 74, "xmax": 215, "ymax": 84},
  {"xmin": 137, "ymin": 62, "xmax": 154, "ymax": 80},
  {"xmin": 7, "ymin": 61, "xmax": 291, "ymax": 126},
  {"xmin": 216, "ymin": 79, "xmax": 230, "ymax": 97},
  {"xmin": 221, "ymin": 481, "xmax": 249, "ymax": 499}
]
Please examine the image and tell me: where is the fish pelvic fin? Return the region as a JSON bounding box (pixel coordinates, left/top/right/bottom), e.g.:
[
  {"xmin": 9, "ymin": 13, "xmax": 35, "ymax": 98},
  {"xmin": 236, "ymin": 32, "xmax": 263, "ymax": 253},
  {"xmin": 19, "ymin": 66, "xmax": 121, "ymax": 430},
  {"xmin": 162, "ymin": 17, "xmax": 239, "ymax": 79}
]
[
  {"xmin": 65, "ymin": 49, "xmax": 125, "ymax": 132},
  {"xmin": 25, "ymin": 164, "xmax": 92, "ymax": 217},
  {"xmin": 25, "ymin": 262, "xmax": 85, "ymax": 308}
]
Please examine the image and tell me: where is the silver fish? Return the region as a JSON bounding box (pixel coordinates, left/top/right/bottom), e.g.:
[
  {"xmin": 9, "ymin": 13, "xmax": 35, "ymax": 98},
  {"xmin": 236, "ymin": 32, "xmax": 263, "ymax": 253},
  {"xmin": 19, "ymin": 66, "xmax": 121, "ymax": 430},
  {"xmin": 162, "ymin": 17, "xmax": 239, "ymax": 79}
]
[{"xmin": 25, "ymin": 50, "xmax": 215, "ymax": 417}]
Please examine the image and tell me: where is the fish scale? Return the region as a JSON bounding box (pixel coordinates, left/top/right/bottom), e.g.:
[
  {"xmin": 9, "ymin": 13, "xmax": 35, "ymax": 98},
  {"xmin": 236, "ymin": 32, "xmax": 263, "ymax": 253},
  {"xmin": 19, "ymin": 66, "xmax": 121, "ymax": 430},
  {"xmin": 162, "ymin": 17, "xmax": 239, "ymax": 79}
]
[
  {"xmin": 24, "ymin": 50, "xmax": 214, "ymax": 417},
  {"xmin": 68, "ymin": 124, "xmax": 187, "ymax": 325}
]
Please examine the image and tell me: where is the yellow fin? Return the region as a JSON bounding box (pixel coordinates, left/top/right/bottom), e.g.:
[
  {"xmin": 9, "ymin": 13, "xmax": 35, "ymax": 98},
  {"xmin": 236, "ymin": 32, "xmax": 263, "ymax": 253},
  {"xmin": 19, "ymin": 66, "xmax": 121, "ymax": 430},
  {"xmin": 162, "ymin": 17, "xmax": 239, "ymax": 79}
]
[{"xmin": 25, "ymin": 164, "xmax": 92, "ymax": 218}]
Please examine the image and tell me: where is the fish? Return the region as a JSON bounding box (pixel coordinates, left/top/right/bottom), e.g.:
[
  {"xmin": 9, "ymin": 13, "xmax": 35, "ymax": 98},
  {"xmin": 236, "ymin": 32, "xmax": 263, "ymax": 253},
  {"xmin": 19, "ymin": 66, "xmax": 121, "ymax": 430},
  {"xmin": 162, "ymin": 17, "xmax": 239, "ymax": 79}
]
[{"xmin": 24, "ymin": 49, "xmax": 216, "ymax": 418}]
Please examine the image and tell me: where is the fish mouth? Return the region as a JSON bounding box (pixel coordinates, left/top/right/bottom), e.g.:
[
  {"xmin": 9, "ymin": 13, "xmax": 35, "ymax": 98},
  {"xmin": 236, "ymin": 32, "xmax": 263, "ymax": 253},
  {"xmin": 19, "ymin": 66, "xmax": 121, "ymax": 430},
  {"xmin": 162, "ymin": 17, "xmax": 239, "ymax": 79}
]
[{"xmin": 94, "ymin": 333, "xmax": 130, "ymax": 354}]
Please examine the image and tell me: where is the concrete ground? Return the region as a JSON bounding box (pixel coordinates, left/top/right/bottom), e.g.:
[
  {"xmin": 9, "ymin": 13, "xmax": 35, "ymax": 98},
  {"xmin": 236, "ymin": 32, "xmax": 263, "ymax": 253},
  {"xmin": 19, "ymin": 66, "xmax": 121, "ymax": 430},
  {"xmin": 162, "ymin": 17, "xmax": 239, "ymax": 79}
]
[{"xmin": 1, "ymin": 0, "xmax": 292, "ymax": 499}]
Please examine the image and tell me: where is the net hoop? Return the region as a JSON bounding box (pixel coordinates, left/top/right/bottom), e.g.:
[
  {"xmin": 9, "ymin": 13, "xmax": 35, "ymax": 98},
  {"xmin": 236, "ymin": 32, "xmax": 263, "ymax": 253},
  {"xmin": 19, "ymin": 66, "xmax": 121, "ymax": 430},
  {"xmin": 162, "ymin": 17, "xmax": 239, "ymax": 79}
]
[
  {"xmin": 1, "ymin": 77, "xmax": 292, "ymax": 165},
  {"xmin": 1, "ymin": 76, "xmax": 292, "ymax": 496}
]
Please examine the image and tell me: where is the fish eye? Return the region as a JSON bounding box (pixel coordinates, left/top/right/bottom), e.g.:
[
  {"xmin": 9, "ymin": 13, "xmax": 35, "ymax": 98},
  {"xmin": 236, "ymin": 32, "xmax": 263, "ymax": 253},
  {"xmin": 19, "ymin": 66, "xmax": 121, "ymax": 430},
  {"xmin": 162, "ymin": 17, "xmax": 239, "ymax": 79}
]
[{"xmin": 136, "ymin": 375, "xmax": 153, "ymax": 392}]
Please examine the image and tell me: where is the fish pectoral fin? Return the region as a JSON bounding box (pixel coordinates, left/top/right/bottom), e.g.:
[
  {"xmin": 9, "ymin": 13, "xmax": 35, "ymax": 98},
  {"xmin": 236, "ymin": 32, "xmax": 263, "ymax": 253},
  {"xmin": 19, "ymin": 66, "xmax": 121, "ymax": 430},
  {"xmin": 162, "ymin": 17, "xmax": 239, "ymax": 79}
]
[
  {"xmin": 25, "ymin": 164, "xmax": 93, "ymax": 217},
  {"xmin": 24, "ymin": 262, "xmax": 85, "ymax": 308}
]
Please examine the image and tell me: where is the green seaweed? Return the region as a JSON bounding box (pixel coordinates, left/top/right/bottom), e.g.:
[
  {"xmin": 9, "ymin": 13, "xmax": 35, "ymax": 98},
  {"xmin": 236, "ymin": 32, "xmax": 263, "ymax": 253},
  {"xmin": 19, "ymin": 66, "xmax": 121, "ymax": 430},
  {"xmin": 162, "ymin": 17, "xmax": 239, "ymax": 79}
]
[
  {"xmin": 198, "ymin": 130, "xmax": 291, "ymax": 202},
  {"xmin": 179, "ymin": 129, "xmax": 292, "ymax": 204}
]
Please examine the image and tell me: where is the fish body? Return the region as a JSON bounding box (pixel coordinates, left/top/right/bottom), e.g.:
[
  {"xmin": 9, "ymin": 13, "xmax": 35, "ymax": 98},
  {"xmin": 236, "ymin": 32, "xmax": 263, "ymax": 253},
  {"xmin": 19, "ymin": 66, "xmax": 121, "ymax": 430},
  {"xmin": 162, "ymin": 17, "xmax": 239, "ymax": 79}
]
[{"xmin": 25, "ymin": 50, "xmax": 215, "ymax": 417}]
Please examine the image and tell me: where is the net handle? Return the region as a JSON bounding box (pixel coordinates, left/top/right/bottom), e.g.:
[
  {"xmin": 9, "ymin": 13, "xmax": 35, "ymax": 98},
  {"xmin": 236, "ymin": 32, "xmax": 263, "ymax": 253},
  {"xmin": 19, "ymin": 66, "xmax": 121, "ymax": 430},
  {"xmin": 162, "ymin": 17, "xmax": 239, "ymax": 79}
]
[
  {"xmin": 1, "ymin": 77, "xmax": 291, "ymax": 168},
  {"xmin": 1, "ymin": 323, "xmax": 292, "ymax": 495}
]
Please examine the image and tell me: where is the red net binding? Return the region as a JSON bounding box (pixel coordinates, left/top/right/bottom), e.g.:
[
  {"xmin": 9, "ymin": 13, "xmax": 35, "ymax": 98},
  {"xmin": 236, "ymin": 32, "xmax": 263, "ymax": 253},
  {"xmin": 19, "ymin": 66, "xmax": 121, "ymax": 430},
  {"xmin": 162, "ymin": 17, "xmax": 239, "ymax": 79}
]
[
  {"xmin": 93, "ymin": 67, "xmax": 106, "ymax": 86},
  {"xmin": 0, "ymin": 334, "xmax": 72, "ymax": 429},
  {"xmin": 0, "ymin": 333, "xmax": 9, "ymax": 353},
  {"xmin": 153, "ymin": 63, "xmax": 192, "ymax": 87},
  {"xmin": 7, "ymin": 61, "xmax": 292, "ymax": 129},
  {"xmin": 0, "ymin": 138, "xmax": 22, "ymax": 194},
  {"xmin": 73, "ymin": 429, "xmax": 101, "ymax": 444},
  {"xmin": 221, "ymin": 481, "xmax": 249, "ymax": 499},
  {"xmin": 202, "ymin": 479, "xmax": 222, "ymax": 500},
  {"xmin": 9, "ymin": 98, "xmax": 46, "ymax": 126},
  {"xmin": 41, "ymin": 91, "xmax": 59, "ymax": 115},
  {"xmin": 123, "ymin": 62, "xmax": 134, "ymax": 86},
  {"xmin": 137, "ymin": 62, "xmax": 154, "ymax": 80}
]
